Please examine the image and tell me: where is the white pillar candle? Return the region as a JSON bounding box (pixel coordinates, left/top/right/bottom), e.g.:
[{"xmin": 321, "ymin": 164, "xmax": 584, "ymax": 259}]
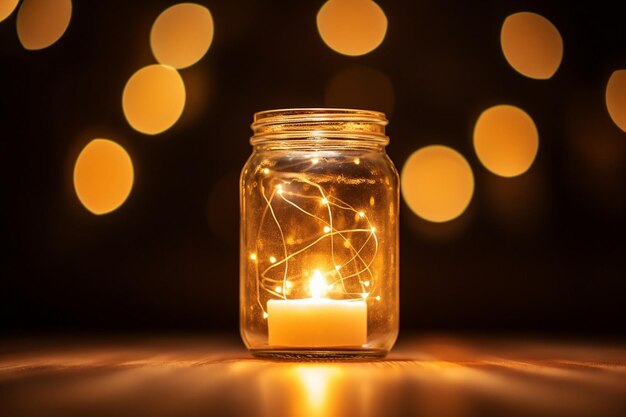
[{"xmin": 267, "ymin": 298, "xmax": 367, "ymax": 347}]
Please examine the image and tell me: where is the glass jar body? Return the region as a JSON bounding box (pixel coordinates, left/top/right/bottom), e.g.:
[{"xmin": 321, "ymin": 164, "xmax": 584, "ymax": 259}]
[{"xmin": 240, "ymin": 111, "xmax": 399, "ymax": 359}]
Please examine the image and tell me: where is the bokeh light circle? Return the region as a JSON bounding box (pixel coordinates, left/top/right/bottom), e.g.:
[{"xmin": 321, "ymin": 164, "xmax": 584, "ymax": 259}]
[
  {"xmin": 317, "ymin": 0, "xmax": 387, "ymax": 56},
  {"xmin": 150, "ymin": 3, "xmax": 214, "ymax": 69},
  {"xmin": 73, "ymin": 139, "xmax": 134, "ymax": 215},
  {"xmin": 401, "ymin": 145, "xmax": 475, "ymax": 223},
  {"xmin": 0, "ymin": 0, "xmax": 19, "ymax": 22},
  {"xmin": 16, "ymin": 0, "xmax": 72, "ymax": 50},
  {"xmin": 122, "ymin": 64, "xmax": 186, "ymax": 135},
  {"xmin": 500, "ymin": 12, "xmax": 563, "ymax": 79},
  {"xmin": 473, "ymin": 104, "xmax": 539, "ymax": 177},
  {"xmin": 606, "ymin": 70, "xmax": 626, "ymax": 133}
]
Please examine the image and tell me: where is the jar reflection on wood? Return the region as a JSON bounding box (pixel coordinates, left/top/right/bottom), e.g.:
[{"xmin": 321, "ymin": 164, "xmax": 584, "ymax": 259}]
[{"xmin": 240, "ymin": 109, "xmax": 399, "ymax": 358}]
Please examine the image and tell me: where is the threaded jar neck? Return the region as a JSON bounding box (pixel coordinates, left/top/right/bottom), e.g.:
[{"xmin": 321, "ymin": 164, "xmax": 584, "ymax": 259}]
[{"xmin": 250, "ymin": 108, "xmax": 389, "ymax": 146}]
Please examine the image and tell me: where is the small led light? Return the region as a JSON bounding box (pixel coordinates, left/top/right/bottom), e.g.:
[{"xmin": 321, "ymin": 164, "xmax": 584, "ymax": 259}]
[
  {"xmin": 371, "ymin": 227, "xmax": 376, "ymax": 233},
  {"xmin": 375, "ymin": 296, "xmax": 381, "ymax": 301},
  {"xmin": 364, "ymin": 281, "xmax": 370, "ymax": 287},
  {"xmin": 286, "ymin": 281, "xmax": 293, "ymax": 289},
  {"xmin": 335, "ymin": 265, "xmax": 341, "ymax": 271},
  {"xmin": 262, "ymin": 168, "xmax": 270, "ymax": 174},
  {"xmin": 250, "ymin": 253, "xmax": 257, "ymax": 261},
  {"xmin": 362, "ymin": 292, "xmax": 369, "ymax": 299},
  {"xmin": 321, "ymin": 197, "xmax": 328, "ymax": 205},
  {"xmin": 324, "ymin": 226, "xmax": 331, "ymax": 233},
  {"xmin": 312, "ymin": 158, "xmax": 319, "ymax": 164},
  {"xmin": 269, "ymin": 256, "xmax": 277, "ymax": 263},
  {"xmin": 343, "ymin": 240, "xmax": 351, "ymax": 248},
  {"xmin": 263, "ymin": 312, "xmax": 268, "ymax": 319},
  {"xmin": 358, "ymin": 211, "xmax": 365, "ymax": 218},
  {"xmin": 275, "ymin": 286, "xmax": 282, "ymax": 293},
  {"xmin": 354, "ymin": 158, "xmax": 360, "ymax": 165}
]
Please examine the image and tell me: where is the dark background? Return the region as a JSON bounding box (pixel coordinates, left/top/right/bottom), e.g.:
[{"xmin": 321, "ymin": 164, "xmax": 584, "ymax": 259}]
[{"xmin": 2, "ymin": 0, "xmax": 625, "ymax": 336}]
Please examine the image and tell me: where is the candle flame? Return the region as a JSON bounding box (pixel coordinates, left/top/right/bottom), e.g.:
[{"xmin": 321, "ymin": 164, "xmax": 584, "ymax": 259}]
[{"xmin": 310, "ymin": 270, "xmax": 327, "ymax": 299}]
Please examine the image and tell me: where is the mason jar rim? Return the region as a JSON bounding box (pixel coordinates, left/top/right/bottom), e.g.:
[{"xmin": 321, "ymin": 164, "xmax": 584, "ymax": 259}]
[{"xmin": 250, "ymin": 108, "xmax": 389, "ymax": 145}]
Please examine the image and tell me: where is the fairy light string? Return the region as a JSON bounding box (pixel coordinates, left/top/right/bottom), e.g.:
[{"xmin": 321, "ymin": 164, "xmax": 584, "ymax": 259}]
[{"xmin": 251, "ymin": 158, "xmax": 379, "ymax": 316}]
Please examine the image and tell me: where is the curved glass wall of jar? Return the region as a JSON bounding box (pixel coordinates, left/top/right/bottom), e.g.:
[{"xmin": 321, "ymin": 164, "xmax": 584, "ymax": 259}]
[{"xmin": 240, "ymin": 109, "xmax": 399, "ymax": 358}]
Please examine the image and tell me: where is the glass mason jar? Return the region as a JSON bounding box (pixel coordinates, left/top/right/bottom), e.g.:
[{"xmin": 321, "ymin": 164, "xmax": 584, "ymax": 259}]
[{"xmin": 240, "ymin": 108, "xmax": 399, "ymax": 359}]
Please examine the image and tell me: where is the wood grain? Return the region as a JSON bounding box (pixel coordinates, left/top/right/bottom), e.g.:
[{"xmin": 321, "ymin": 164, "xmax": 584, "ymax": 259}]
[{"xmin": 1, "ymin": 335, "xmax": 625, "ymax": 417}]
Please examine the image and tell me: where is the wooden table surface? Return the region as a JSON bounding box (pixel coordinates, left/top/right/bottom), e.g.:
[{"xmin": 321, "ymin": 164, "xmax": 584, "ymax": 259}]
[{"xmin": 1, "ymin": 335, "xmax": 625, "ymax": 417}]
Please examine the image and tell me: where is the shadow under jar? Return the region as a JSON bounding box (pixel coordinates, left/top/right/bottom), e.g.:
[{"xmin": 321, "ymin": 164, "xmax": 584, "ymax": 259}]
[{"xmin": 240, "ymin": 108, "xmax": 399, "ymax": 359}]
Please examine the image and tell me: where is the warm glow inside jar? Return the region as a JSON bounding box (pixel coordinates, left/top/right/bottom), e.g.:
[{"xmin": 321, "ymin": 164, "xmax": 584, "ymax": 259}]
[{"xmin": 240, "ymin": 108, "xmax": 399, "ymax": 359}]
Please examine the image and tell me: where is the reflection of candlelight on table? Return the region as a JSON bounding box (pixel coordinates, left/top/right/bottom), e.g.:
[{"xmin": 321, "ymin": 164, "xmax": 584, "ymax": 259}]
[
  {"xmin": 292, "ymin": 366, "xmax": 341, "ymax": 417},
  {"xmin": 2, "ymin": 336, "xmax": 625, "ymax": 417}
]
